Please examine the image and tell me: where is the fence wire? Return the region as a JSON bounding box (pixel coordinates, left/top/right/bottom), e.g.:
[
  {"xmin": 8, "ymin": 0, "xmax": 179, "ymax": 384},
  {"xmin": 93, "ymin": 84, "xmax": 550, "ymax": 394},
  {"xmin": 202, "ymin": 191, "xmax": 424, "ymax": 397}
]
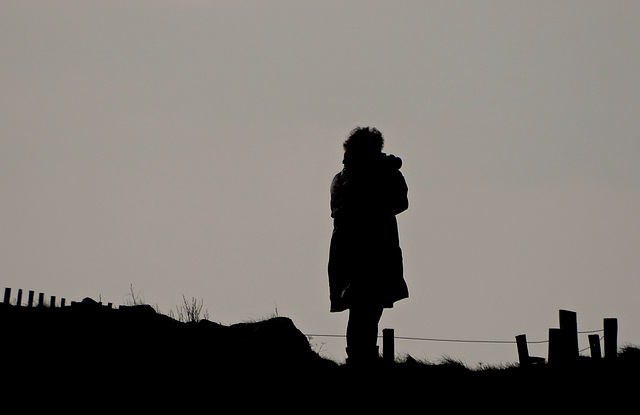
[{"xmin": 305, "ymin": 328, "xmax": 605, "ymax": 347}]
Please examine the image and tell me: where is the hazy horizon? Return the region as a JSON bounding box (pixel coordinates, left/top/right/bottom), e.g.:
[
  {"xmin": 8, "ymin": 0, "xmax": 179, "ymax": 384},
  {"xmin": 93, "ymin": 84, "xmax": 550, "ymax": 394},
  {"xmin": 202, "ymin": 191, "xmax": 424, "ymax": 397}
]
[{"xmin": 2, "ymin": 1, "xmax": 639, "ymax": 366}]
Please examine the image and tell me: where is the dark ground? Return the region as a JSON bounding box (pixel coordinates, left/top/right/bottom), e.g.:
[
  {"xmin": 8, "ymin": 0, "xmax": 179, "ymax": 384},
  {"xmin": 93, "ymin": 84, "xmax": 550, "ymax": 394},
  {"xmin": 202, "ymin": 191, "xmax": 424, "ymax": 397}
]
[{"xmin": 2, "ymin": 298, "xmax": 637, "ymax": 412}]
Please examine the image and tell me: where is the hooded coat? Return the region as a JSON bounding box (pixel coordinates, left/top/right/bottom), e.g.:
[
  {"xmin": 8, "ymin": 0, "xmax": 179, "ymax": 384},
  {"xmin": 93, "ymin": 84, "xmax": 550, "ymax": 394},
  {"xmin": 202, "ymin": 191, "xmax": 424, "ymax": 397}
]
[{"xmin": 328, "ymin": 152, "xmax": 409, "ymax": 312}]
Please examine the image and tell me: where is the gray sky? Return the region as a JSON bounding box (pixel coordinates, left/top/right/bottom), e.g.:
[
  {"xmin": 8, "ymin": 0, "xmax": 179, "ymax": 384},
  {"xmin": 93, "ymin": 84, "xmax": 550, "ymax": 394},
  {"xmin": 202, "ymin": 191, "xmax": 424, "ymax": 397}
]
[{"xmin": 2, "ymin": 1, "xmax": 639, "ymax": 366}]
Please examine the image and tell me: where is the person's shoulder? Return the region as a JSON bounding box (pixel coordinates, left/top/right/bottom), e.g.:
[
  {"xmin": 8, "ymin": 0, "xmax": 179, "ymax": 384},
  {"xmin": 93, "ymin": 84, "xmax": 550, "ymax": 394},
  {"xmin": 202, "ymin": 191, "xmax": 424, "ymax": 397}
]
[{"xmin": 331, "ymin": 170, "xmax": 344, "ymax": 186}]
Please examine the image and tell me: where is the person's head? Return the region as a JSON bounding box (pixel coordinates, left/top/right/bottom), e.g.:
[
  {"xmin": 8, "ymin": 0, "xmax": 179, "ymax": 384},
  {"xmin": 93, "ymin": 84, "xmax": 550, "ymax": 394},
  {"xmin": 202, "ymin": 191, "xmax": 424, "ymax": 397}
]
[{"xmin": 343, "ymin": 126, "xmax": 384, "ymax": 157}]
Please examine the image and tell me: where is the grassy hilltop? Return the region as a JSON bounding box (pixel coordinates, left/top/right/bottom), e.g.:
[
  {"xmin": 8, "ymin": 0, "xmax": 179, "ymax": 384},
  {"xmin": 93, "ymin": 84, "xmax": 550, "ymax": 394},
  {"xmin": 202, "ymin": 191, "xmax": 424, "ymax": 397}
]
[{"xmin": 2, "ymin": 298, "xmax": 637, "ymax": 411}]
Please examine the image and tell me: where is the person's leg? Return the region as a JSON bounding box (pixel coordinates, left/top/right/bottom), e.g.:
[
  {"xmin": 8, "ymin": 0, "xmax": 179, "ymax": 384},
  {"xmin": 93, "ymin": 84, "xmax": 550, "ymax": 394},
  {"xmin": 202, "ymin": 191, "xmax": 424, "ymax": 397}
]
[{"xmin": 346, "ymin": 305, "xmax": 383, "ymax": 363}]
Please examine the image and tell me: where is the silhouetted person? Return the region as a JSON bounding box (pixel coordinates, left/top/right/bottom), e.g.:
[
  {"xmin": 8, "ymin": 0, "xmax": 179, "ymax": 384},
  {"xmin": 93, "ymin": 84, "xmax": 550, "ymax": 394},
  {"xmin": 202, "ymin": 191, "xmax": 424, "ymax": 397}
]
[{"xmin": 328, "ymin": 126, "xmax": 409, "ymax": 365}]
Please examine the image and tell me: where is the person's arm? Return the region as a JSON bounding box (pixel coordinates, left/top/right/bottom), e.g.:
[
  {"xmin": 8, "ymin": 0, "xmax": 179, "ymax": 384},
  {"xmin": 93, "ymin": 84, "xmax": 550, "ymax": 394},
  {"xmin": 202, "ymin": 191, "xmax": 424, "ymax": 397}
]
[
  {"xmin": 330, "ymin": 173, "xmax": 343, "ymax": 219},
  {"xmin": 390, "ymin": 171, "xmax": 409, "ymax": 215}
]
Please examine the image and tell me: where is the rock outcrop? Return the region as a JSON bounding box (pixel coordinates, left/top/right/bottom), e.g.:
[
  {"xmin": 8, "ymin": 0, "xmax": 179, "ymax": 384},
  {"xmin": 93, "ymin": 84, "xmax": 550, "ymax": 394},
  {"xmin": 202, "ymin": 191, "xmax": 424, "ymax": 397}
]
[{"xmin": 1, "ymin": 297, "xmax": 335, "ymax": 390}]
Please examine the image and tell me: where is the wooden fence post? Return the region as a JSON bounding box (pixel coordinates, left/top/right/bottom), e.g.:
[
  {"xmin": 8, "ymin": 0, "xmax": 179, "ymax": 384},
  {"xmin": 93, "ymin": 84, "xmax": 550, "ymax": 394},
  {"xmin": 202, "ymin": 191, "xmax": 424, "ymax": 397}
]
[
  {"xmin": 50, "ymin": 296, "xmax": 56, "ymax": 308},
  {"xmin": 548, "ymin": 328, "xmax": 574, "ymax": 364},
  {"xmin": 516, "ymin": 334, "xmax": 530, "ymax": 366},
  {"xmin": 28, "ymin": 290, "xmax": 35, "ymax": 307},
  {"xmin": 548, "ymin": 328, "xmax": 561, "ymax": 364},
  {"xmin": 383, "ymin": 328, "xmax": 395, "ymax": 363},
  {"xmin": 3, "ymin": 287, "xmax": 11, "ymax": 304},
  {"xmin": 16, "ymin": 289, "xmax": 23, "ymax": 307},
  {"xmin": 604, "ymin": 318, "xmax": 618, "ymax": 360},
  {"xmin": 549, "ymin": 310, "xmax": 579, "ymax": 364},
  {"xmin": 516, "ymin": 335, "xmax": 545, "ymax": 366},
  {"xmin": 38, "ymin": 293, "xmax": 44, "ymax": 307},
  {"xmin": 589, "ymin": 334, "xmax": 602, "ymax": 359},
  {"xmin": 559, "ymin": 310, "xmax": 579, "ymax": 360}
]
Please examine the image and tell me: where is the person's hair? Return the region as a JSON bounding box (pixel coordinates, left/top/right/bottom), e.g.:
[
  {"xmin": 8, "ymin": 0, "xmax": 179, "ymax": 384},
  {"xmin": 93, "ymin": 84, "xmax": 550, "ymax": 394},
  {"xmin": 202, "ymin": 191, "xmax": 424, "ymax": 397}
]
[{"xmin": 343, "ymin": 126, "xmax": 384, "ymax": 155}]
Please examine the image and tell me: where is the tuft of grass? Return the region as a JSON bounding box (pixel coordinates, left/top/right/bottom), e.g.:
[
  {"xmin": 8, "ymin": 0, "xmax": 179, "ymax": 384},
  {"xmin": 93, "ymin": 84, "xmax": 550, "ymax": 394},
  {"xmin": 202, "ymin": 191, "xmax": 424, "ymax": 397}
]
[
  {"xmin": 124, "ymin": 284, "xmax": 145, "ymax": 306},
  {"xmin": 170, "ymin": 294, "xmax": 209, "ymax": 323}
]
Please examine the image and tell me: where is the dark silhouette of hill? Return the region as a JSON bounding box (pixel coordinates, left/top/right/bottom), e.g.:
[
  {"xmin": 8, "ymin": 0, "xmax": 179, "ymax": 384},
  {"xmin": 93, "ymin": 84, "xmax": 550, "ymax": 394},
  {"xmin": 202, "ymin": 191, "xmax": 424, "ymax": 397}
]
[{"xmin": 2, "ymin": 298, "xmax": 637, "ymax": 411}]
